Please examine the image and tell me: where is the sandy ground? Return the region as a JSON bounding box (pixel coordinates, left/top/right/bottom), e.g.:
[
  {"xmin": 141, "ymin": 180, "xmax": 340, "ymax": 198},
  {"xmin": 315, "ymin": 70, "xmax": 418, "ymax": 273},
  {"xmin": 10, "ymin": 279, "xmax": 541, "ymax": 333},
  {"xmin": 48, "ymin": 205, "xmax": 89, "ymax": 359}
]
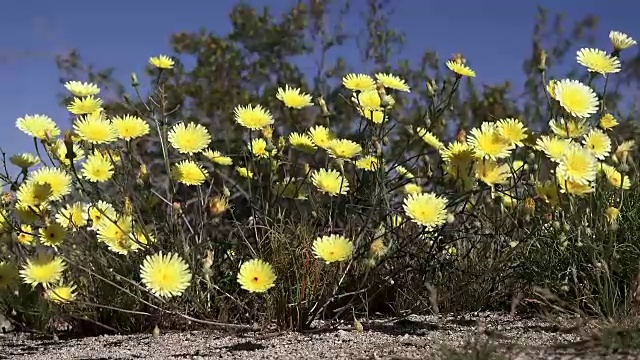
[{"xmin": 0, "ymin": 313, "xmax": 637, "ymax": 359}]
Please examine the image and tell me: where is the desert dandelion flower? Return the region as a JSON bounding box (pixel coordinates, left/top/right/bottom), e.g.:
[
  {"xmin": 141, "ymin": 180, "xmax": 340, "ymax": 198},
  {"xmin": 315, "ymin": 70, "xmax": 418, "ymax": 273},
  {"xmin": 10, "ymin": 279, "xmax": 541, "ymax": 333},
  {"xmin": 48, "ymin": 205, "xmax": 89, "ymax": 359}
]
[
  {"xmin": 276, "ymin": 85, "xmax": 313, "ymax": 109},
  {"xmin": 16, "ymin": 114, "xmax": 60, "ymax": 140},
  {"xmin": 375, "ymin": 73, "xmax": 410, "ymax": 92},
  {"xmin": 355, "ymin": 155, "xmax": 380, "ymax": 171},
  {"xmin": 20, "ymin": 254, "xmax": 65, "ymax": 288},
  {"xmin": 29, "ymin": 167, "xmax": 72, "ymax": 200},
  {"xmin": 237, "ymin": 259, "xmax": 276, "ymax": 293},
  {"xmin": 552, "ymin": 79, "xmax": 598, "ymax": 118},
  {"xmin": 342, "ymin": 73, "xmax": 376, "ymax": 91},
  {"xmin": 468, "ymin": 123, "xmax": 513, "ymax": 160},
  {"xmin": 403, "ymin": 193, "xmax": 449, "ymax": 229},
  {"xmin": 354, "ymin": 89, "xmax": 382, "ymax": 109},
  {"xmin": 64, "ymin": 81, "xmax": 100, "ymax": 97},
  {"xmin": 82, "ymin": 152, "xmax": 114, "ymax": 182},
  {"xmin": 140, "ymin": 252, "xmax": 192, "ymax": 298},
  {"xmin": 556, "ymin": 144, "xmax": 597, "ymax": 185},
  {"xmin": 359, "ymin": 108, "xmax": 386, "ymax": 124},
  {"xmin": 312, "ymin": 234, "xmax": 354, "ymax": 264},
  {"xmin": 609, "ymin": 31, "xmax": 637, "ymax": 52},
  {"xmin": 446, "ymin": 60, "xmax": 476, "ymax": 77},
  {"xmin": 168, "ymin": 122, "xmax": 211, "ymax": 154},
  {"xmin": 51, "ymin": 139, "xmax": 85, "ymax": 165},
  {"xmin": 535, "ymin": 136, "xmax": 571, "ymax": 163},
  {"xmin": 67, "ymin": 96, "xmax": 103, "ymax": 115},
  {"xmin": 600, "ymin": 163, "xmax": 631, "ymax": 189},
  {"xmin": 497, "ymin": 118, "xmax": 528, "ymax": 147},
  {"xmin": 583, "ymin": 128, "xmax": 611, "ymax": 160},
  {"xmin": 56, "ymin": 202, "xmax": 88, "ymax": 228},
  {"xmin": 74, "ymin": 111, "xmax": 116, "ymax": 144},
  {"xmin": 308, "ymin": 125, "xmax": 333, "ymax": 149},
  {"xmin": 549, "ymin": 118, "xmax": 589, "ymax": 139},
  {"xmin": 39, "ymin": 222, "xmax": 66, "ymax": 248},
  {"xmin": 403, "ymin": 183, "xmax": 423, "ymax": 195},
  {"xmin": 202, "ymin": 149, "xmax": 233, "ymax": 165},
  {"xmin": 172, "ymin": 160, "xmax": 208, "ymax": 186},
  {"xmin": 289, "ymin": 132, "xmax": 317, "ymax": 153},
  {"xmin": 45, "ymin": 283, "xmax": 77, "ymax": 303},
  {"xmin": 149, "ymin": 55, "xmax": 174, "ymax": 69},
  {"xmin": 15, "ymin": 224, "xmax": 35, "ymax": 245},
  {"xmin": 475, "ymin": 160, "xmax": 510, "ymax": 188},
  {"xmin": 112, "ymin": 115, "xmax": 150, "ymax": 140},
  {"xmin": 10, "ymin": 153, "xmax": 39, "ymax": 170},
  {"xmin": 234, "ymin": 104, "xmax": 274, "ymax": 130},
  {"xmin": 416, "ymin": 128, "xmax": 444, "ymax": 150},
  {"xmin": 311, "ymin": 168, "xmax": 349, "ymax": 196},
  {"xmin": 599, "ymin": 114, "xmax": 618, "ymax": 130},
  {"xmin": 576, "ymin": 48, "xmax": 620, "ymax": 76},
  {"xmin": 249, "ymin": 138, "xmax": 270, "ymax": 158},
  {"xmin": 236, "ymin": 167, "xmax": 254, "ymax": 179},
  {"xmin": 327, "ymin": 139, "xmax": 362, "ymax": 159}
]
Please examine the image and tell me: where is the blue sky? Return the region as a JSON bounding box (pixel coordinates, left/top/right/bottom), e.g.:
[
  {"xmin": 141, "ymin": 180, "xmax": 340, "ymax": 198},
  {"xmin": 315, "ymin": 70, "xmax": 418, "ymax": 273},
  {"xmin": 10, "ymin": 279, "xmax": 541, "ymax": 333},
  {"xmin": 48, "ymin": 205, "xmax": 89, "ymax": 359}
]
[{"xmin": 0, "ymin": 0, "xmax": 637, "ymax": 163}]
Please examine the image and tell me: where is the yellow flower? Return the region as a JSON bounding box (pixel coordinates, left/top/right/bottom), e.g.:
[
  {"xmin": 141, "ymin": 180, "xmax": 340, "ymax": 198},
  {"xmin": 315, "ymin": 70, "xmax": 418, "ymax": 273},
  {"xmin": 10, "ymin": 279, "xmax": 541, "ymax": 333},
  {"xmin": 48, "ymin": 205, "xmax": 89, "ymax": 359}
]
[
  {"xmin": 475, "ymin": 160, "xmax": 510, "ymax": 188},
  {"xmin": 64, "ymin": 81, "xmax": 100, "ymax": 97},
  {"xmin": 236, "ymin": 167, "xmax": 254, "ymax": 179},
  {"xmin": 416, "ymin": 128, "xmax": 444, "ymax": 150},
  {"xmin": 202, "ymin": 149, "xmax": 233, "ymax": 165},
  {"xmin": 395, "ymin": 165, "xmax": 414, "ymax": 179},
  {"xmin": 56, "ymin": 202, "xmax": 88, "ymax": 228},
  {"xmin": 149, "ymin": 55, "xmax": 174, "ymax": 69},
  {"xmin": 140, "ymin": 252, "xmax": 192, "ymax": 298},
  {"xmin": 358, "ymin": 108, "xmax": 386, "ymax": 124},
  {"xmin": 15, "ymin": 224, "xmax": 35, "ymax": 245},
  {"xmin": 237, "ymin": 259, "xmax": 276, "ymax": 293},
  {"xmin": 497, "ymin": 118, "xmax": 527, "ymax": 147},
  {"xmin": 355, "ymin": 155, "xmax": 380, "ymax": 171},
  {"xmin": 276, "ymin": 85, "xmax": 313, "ymax": 109},
  {"xmin": 552, "ymin": 79, "xmax": 598, "ymax": 118},
  {"xmin": 535, "ymin": 136, "xmax": 571, "ymax": 163},
  {"xmin": 16, "ymin": 181, "xmax": 52, "ymax": 208},
  {"xmin": 234, "ymin": 104, "xmax": 274, "ymax": 130},
  {"xmin": 534, "ymin": 181, "xmax": 560, "ymax": 206},
  {"xmin": 74, "ymin": 111, "xmax": 116, "ymax": 144},
  {"xmin": 50, "ymin": 139, "xmax": 85, "ymax": 165},
  {"xmin": 82, "ymin": 152, "xmax": 114, "ymax": 182},
  {"xmin": 96, "ymin": 215, "xmax": 140, "ymax": 254},
  {"xmin": 327, "ymin": 139, "xmax": 362, "ymax": 159},
  {"xmin": 583, "ymin": 128, "xmax": 611, "ymax": 160},
  {"xmin": 29, "ymin": 167, "xmax": 72, "ymax": 200},
  {"xmin": 67, "ymin": 96, "xmax": 103, "ymax": 115},
  {"xmin": 556, "ymin": 144, "xmax": 597, "ymax": 185},
  {"xmin": 342, "ymin": 73, "xmax": 376, "ymax": 92},
  {"xmin": 45, "ymin": 283, "xmax": 77, "ymax": 303},
  {"xmin": 441, "ymin": 141, "xmax": 475, "ymax": 165},
  {"xmin": 599, "ymin": 114, "xmax": 618, "ymax": 130},
  {"xmin": 308, "ymin": 125, "xmax": 333, "ymax": 149},
  {"xmin": 20, "ymin": 254, "xmax": 65, "ymax": 288},
  {"xmin": 612, "ymin": 140, "xmax": 636, "ymax": 164},
  {"xmin": 168, "ymin": 122, "xmax": 211, "ymax": 154},
  {"xmin": 39, "ymin": 221, "xmax": 66, "ymax": 248},
  {"xmin": 10, "ymin": 153, "xmax": 39, "ymax": 170},
  {"xmin": 88, "ymin": 201, "xmax": 116, "ymax": 228},
  {"xmin": 16, "ymin": 114, "xmax": 60, "ymax": 140},
  {"xmin": 549, "ymin": 118, "xmax": 589, "ymax": 138},
  {"xmin": 467, "ymin": 122, "xmax": 513, "ymax": 160},
  {"xmin": 311, "ymin": 168, "xmax": 349, "ymax": 196},
  {"xmin": 403, "ymin": 192, "xmax": 449, "ymax": 229},
  {"xmin": 557, "ymin": 178, "xmax": 594, "ymax": 196},
  {"xmin": 600, "ymin": 163, "xmax": 631, "ymax": 189},
  {"xmin": 312, "ymin": 234, "xmax": 354, "ymax": 264},
  {"xmin": 609, "ymin": 31, "xmax": 637, "ymax": 52},
  {"xmin": 172, "ymin": 160, "xmax": 208, "ymax": 186},
  {"xmin": 576, "ymin": 48, "xmax": 620, "ymax": 76},
  {"xmin": 0, "ymin": 262, "xmax": 18, "ymax": 290},
  {"xmin": 208, "ymin": 195, "xmax": 230, "ymax": 216},
  {"xmin": 249, "ymin": 138, "xmax": 269, "ymax": 158},
  {"xmin": 445, "ymin": 60, "xmax": 476, "ymax": 77},
  {"xmin": 354, "ymin": 89, "xmax": 382, "ymax": 108},
  {"xmin": 289, "ymin": 132, "xmax": 317, "ymax": 153},
  {"xmin": 112, "ymin": 115, "xmax": 150, "ymax": 140},
  {"xmin": 403, "ymin": 183, "xmax": 423, "ymax": 195},
  {"xmin": 375, "ymin": 73, "xmax": 410, "ymax": 92},
  {"xmin": 604, "ymin": 206, "xmax": 620, "ymax": 225}
]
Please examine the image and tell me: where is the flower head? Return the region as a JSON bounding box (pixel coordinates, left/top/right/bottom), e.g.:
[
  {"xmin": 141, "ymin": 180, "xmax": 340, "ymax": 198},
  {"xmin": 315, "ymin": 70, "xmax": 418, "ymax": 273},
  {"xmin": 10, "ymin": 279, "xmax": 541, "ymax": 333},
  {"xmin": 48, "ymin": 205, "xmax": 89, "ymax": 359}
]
[
  {"xmin": 552, "ymin": 79, "xmax": 598, "ymax": 118},
  {"xmin": 416, "ymin": 128, "xmax": 444, "ymax": 150},
  {"xmin": 354, "ymin": 89, "xmax": 382, "ymax": 109},
  {"xmin": 583, "ymin": 128, "xmax": 611, "ymax": 160},
  {"xmin": 355, "ymin": 155, "xmax": 380, "ymax": 171},
  {"xmin": 311, "ymin": 169, "xmax": 349, "ymax": 196},
  {"xmin": 10, "ymin": 153, "xmax": 39, "ymax": 170},
  {"xmin": 403, "ymin": 192, "xmax": 449, "ymax": 229},
  {"xmin": 112, "ymin": 115, "xmax": 150, "ymax": 140},
  {"xmin": 16, "ymin": 114, "xmax": 60, "ymax": 140},
  {"xmin": 359, "ymin": 108, "xmax": 386, "ymax": 124},
  {"xmin": 276, "ymin": 85, "xmax": 313, "ymax": 109},
  {"xmin": 51, "ymin": 139, "xmax": 85, "ymax": 166},
  {"xmin": 600, "ymin": 163, "xmax": 631, "ymax": 189},
  {"xmin": 403, "ymin": 183, "xmax": 423, "ymax": 195},
  {"xmin": 39, "ymin": 221, "xmax": 66, "ymax": 248},
  {"xmin": 312, "ymin": 234, "xmax": 354, "ymax": 263},
  {"xmin": 475, "ymin": 160, "xmax": 510, "ymax": 188},
  {"xmin": 87, "ymin": 201, "xmax": 116, "ymax": 228},
  {"xmin": 237, "ymin": 259, "xmax": 276, "ymax": 293},
  {"xmin": 342, "ymin": 73, "xmax": 376, "ymax": 91},
  {"xmin": 15, "ymin": 224, "xmax": 35, "ymax": 245},
  {"xmin": 327, "ymin": 139, "xmax": 362, "ymax": 159},
  {"xmin": 441, "ymin": 141, "xmax": 475, "ymax": 165},
  {"xmin": 168, "ymin": 122, "xmax": 211, "ymax": 154},
  {"xmin": 610, "ymin": 31, "xmax": 637, "ymax": 52},
  {"xmin": 558, "ymin": 178, "xmax": 595, "ymax": 196},
  {"xmin": 556, "ymin": 144, "xmax": 597, "ymax": 185},
  {"xmin": 28, "ymin": 167, "xmax": 72, "ymax": 200},
  {"xmin": 604, "ymin": 206, "xmax": 621, "ymax": 225},
  {"xmin": 446, "ymin": 60, "xmax": 476, "ymax": 77},
  {"xmin": 497, "ymin": 118, "xmax": 528, "ymax": 147},
  {"xmin": 202, "ymin": 150, "xmax": 233, "ymax": 165},
  {"xmin": 140, "ymin": 252, "xmax": 192, "ymax": 297},
  {"xmin": 45, "ymin": 283, "xmax": 77, "ymax": 303},
  {"xmin": 467, "ymin": 123, "xmax": 513, "ymax": 160},
  {"xmin": 549, "ymin": 118, "xmax": 589, "ymax": 139},
  {"xmin": 236, "ymin": 167, "xmax": 254, "ymax": 179},
  {"xmin": 74, "ymin": 111, "xmax": 116, "ymax": 144},
  {"xmin": 82, "ymin": 152, "xmax": 114, "ymax": 182},
  {"xmin": 56, "ymin": 202, "xmax": 88, "ymax": 228},
  {"xmin": 308, "ymin": 125, "xmax": 333, "ymax": 149},
  {"xmin": 576, "ymin": 48, "xmax": 620, "ymax": 76},
  {"xmin": 20, "ymin": 254, "xmax": 65, "ymax": 288},
  {"xmin": 234, "ymin": 104, "xmax": 274, "ymax": 130},
  {"xmin": 149, "ymin": 55, "xmax": 174, "ymax": 69},
  {"xmin": 599, "ymin": 114, "xmax": 619, "ymax": 130},
  {"xmin": 289, "ymin": 132, "xmax": 317, "ymax": 153},
  {"xmin": 67, "ymin": 96, "xmax": 103, "ymax": 115},
  {"xmin": 64, "ymin": 81, "xmax": 100, "ymax": 97},
  {"xmin": 375, "ymin": 73, "xmax": 410, "ymax": 92},
  {"xmin": 249, "ymin": 138, "xmax": 270, "ymax": 158},
  {"xmin": 172, "ymin": 160, "xmax": 208, "ymax": 186},
  {"xmin": 536, "ymin": 136, "xmax": 571, "ymax": 163}
]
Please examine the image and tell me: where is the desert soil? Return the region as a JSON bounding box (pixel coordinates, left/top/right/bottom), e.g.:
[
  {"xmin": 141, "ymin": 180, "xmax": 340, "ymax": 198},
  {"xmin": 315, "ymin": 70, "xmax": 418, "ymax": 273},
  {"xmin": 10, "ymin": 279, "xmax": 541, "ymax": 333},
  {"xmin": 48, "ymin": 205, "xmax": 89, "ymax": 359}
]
[{"xmin": 0, "ymin": 312, "xmax": 637, "ymax": 359}]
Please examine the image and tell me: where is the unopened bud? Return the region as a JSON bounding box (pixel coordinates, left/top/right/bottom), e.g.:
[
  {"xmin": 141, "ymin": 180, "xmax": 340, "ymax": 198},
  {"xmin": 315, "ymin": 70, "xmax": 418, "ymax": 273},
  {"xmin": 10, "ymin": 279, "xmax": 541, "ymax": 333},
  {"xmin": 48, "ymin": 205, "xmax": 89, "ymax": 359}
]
[
  {"xmin": 131, "ymin": 72, "xmax": 139, "ymax": 87},
  {"xmin": 538, "ymin": 49, "xmax": 547, "ymax": 72},
  {"xmin": 426, "ymin": 80, "xmax": 437, "ymax": 97},
  {"xmin": 317, "ymin": 97, "xmax": 330, "ymax": 117}
]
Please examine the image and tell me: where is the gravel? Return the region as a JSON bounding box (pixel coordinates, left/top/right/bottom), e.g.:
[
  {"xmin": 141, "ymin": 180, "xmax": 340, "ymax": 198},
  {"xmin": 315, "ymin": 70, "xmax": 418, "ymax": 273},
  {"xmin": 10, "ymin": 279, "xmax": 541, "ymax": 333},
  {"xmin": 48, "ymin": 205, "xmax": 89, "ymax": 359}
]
[{"xmin": 0, "ymin": 312, "xmax": 637, "ymax": 359}]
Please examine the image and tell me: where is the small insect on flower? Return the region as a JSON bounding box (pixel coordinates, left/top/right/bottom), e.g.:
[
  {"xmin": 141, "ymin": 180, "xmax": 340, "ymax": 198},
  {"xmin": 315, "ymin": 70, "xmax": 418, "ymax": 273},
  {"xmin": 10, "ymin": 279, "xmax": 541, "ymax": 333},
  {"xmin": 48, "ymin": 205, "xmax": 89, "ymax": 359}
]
[
  {"xmin": 172, "ymin": 160, "xmax": 208, "ymax": 186},
  {"xmin": 276, "ymin": 85, "xmax": 313, "ymax": 109},
  {"xmin": 289, "ymin": 132, "xmax": 317, "ymax": 153},
  {"xmin": 249, "ymin": 138, "xmax": 270, "ymax": 158},
  {"xmin": 576, "ymin": 48, "xmax": 621, "ymax": 76},
  {"xmin": 311, "ymin": 168, "xmax": 349, "ymax": 196},
  {"xmin": 327, "ymin": 139, "xmax": 362, "ymax": 159},
  {"xmin": 168, "ymin": 122, "xmax": 211, "ymax": 154},
  {"xmin": 74, "ymin": 111, "xmax": 117, "ymax": 144},
  {"xmin": 112, "ymin": 115, "xmax": 150, "ymax": 140},
  {"xmin": 375, "ymin": 73, "xmax": 410, "ymax": 92},
  {"xmin": 237, "ymin": 259, "xmax": 277, "ymax": 293},
  {"xmin": 140, "ymin": 252, "xmax": 192, "ymax": 298},
  {"xmin": 202, "ymin": 149, "xmax": 233, "ymax": 166},
  {"xmin": 342, "ymin": 73, "xmax": 376, "ymax": 92},
  {"xmin": 45, "ymin": 283, "xmax": 77, "ymax": 304},
  {"xmin": 0, "ymin": 262, "xmax": 18, "ymax": 290},
  {"xmin": 149, "ymin": 55, "xmax": 175, "ymax": 69},
  {"xmin": 234, "ymin": 104, "xmax": 274, "ymax": 130},
  {"xmin": 552, "ymin": 79, "xmax": 598, "ymax": 118},
  {"xmin": 64, "ymin": 81, "xmax": 100, "ymax": 97},
  {"xmin": 20, "ymin": 253, "xmax": 66, "ymax": 288},
  {"xmin": 609, "ymin": 31, "xmax": 637, "ymax": 52},
  {"xmin": 445, "ymin": 60, "xmax": 476, "ymax": 77},
  {"xmin": 582, "ymin": 128, "xmax": 611, "ymax": 160},
  {"xmin": 312, "ymin": 234, "xmax": 354, "ymax": 264},
  {"xmin": 16, "ymin": 114, "xmax": 61, "ymax": 140},
  {"xmin": 67, "ymin": 96, "xmax": 103, "ymax": 115},
  {"xmin": 9, "ymin": 153, "xmax": 39, "ymax": 170},
  {"xmin": 403, "ymin": 192, "xmax": 449, "ymax": 229},
  {"xmin": 556, "ymin": 143, "xmax": 598, "ymax": 185},
  {"xmin": 308, "ymin": 125, "xmax": 333, "ymax": 149},
  {"xmin": 82, "ymin": 152, "xmax": 115, "ymax": 183}
]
